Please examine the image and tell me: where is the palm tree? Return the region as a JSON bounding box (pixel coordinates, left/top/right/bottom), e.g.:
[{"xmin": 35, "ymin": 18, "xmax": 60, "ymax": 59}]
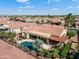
[
  {"xmin": 64, "ymin": 13, "xmax": 75, "ymax": 28},
  {"xmin": 33, "ymin": 39, "xmax": 44, "ymax": 49},
  {"xmin": 33, "ymin": 39, "xmax": 44, "ymax": 58}
]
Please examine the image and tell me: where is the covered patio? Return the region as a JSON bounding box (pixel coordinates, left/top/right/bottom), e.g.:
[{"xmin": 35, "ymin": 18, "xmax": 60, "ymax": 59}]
[{"xmin": 22, "ymin": 32, "xmax": 60, "ymax": 46}]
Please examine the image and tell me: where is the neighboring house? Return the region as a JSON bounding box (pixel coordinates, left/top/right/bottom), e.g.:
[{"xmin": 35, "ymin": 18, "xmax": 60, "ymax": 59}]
[
  {"xmin": 16, "ymin": 17, "xmax": 47, "ymax": 23},
  {"xmin": 25, "ymin": 18, "xmax": 35, "ymax": 23},
  {"xmin": 22, "ymin": 24, "xmax": 68, "ymax": 45},
  {"xmin": 0, "ymin": 24, "xmax": 9, "ymax": 31},
  {"xmin": 71, "ymin": 34, "xmax": 78, "ymax": 50},
  {"xmin": 25, "ymin": 17, "xmax": 47, "ymax": 23},
  {"xmin": 0, "ymin": 16, "xmax": 10, "ymax": 20},
  {"xmin": 0, "ymin": 20, "xmax": 37, "ymax": 34},
  {"xmin": 46, "ymin": 18, "xmax": 65, "ymax": 25}
]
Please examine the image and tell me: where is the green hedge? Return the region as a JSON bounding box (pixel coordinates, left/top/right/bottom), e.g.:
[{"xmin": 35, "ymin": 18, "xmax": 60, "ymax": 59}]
[
  {"xmin": 60, "ymin": 42, "xmax": 72, "ymax": 58},
  {"xmin": 0, "ymin": 32, "xmax": 8, "ymax": 37}
]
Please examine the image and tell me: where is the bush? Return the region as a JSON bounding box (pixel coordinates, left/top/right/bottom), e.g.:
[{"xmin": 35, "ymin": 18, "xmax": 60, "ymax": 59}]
[
  {"xmin": 60, "ymin": 42, "xmax": 72, "ymax": 58},
  {"xmin": 20, "ymin": 34, "xmax": 27, "ymax": 39},
  {"xmin": 39, "ymin": 49, "xmax": 47, "ymax": 57},
  {"xmin": 67, "ymin": 30, "xmax": 76, "ymax": 39},
  {"xmin": 55, "ymin": 22, "xmax": 62, "ymax": 25},
  {"xmin": 0, "ymin": 32, "xmax": 8, "ymax": 38},
  {"xmin": 7, "ymin": 32, "xmax": 16, "ymax": 42},
  {"xmin": 67, "ymin": 50, "xmax": 77, "ymax": 59},
  {"xmin": 47, "ymin": 51, "xmax": 52, "ymax": 58},
  {"xmin": 51, "ymin": 48, "xmax": 59, "ymax": 58}
]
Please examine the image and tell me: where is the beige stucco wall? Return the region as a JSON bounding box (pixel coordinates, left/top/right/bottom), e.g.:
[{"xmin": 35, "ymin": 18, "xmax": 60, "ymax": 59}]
[{"xmin": 60, "ymin": 29, "xmax": 67, "ymax": 37}]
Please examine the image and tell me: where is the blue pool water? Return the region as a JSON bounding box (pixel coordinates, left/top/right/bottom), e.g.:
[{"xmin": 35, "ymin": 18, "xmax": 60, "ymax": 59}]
[{"xmin": 20, "ymin": 41, "xmax": 37, "ymax": 51}]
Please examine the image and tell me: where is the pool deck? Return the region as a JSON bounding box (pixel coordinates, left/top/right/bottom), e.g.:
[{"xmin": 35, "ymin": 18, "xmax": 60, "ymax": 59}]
[
  {"xmin": 16, "ymin": 39, "xmax": 34, "ymax": 44},
  {"xmin": 0, "ymin": 39, "xmax": 36, "ymax": 59}
]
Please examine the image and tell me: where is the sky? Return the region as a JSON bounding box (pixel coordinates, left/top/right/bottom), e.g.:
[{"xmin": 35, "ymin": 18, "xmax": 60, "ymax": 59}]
[{"xmin": 0, "ymin": 0, "xmax": 79, "ymax": 15}]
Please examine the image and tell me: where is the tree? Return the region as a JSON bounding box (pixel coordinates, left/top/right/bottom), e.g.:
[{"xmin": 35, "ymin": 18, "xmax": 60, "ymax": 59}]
[
  {"xmin": 64, "ymin": 13, "xmax": 75, "ymax": 28},
  {"xmin": 67, "ymin": 30, "xmax": 76, "ymax": 39}
]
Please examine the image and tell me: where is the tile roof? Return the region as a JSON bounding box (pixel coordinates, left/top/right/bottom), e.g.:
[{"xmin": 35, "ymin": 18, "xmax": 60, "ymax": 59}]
[
  {"xmin": 22, "ymin": 24, "xmax": 67, "ymax": 42},
  {"xmin": 0, "ymin": 20, "xmax": 37, "ymax": 29},
  {"xmin": 39, "ymin": 24, "xmax": 65, "ymax": 36},
  {"xmin": 49, "ymin": 34, "xmax": 67, "ymax": 42}
]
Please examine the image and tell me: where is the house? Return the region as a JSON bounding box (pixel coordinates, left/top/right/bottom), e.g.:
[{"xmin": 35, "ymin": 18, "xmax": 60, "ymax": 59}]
[
  {"xmin": 22, "ymin": 24, "xmax": 68, "ymax": 45},
  {"xmin": 0, "ymin": 16, "xmax": 10, "ymax": 20},
  {"xmin": 71, "ymin": 34, "xmax": 78, "ymax": 50},
  {"xmin": 25, "ymin": 18, "xmax": 35, "ymax": 23},
  {"xmin": 46, "ymin": 18, "xmax": 64, "ymax": 25},
  {"xmin": 0, "ymin": 20, "xmax": 37, "ymax": 34}
]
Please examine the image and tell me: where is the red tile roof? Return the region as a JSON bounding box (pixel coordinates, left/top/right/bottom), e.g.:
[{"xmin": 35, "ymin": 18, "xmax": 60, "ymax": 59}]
[
  {"xmin": 39, "ymin": 24, "xmax": 65, "ymax": 36},
  {"xmin": 23, "ymin": 24, "xmax": 67, "ymax": 42},
  {"xmin": 0, "ymin": 20, "xmax": 37, "ymax": 29},
  {"xmin": 70, "ymin": 35, "xmax": 78, "ymax": 50},
  {"xmin": 49, "ymin": 34, "xmax": 68, "ymax": 42}
]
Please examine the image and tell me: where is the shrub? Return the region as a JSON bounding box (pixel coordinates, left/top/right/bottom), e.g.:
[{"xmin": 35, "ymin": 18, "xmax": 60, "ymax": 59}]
[
  {"xmin": 60, "ymin": 42, "xmax": 72, "ymax": 58},
  {"xmin": 67, "ymin": 30, "xmax": 76, "ymax": 39},
  {"xmin": 0, "ymin": 32, "xmax": 8, "ymax": 38},
  {"xmin": 46, "ymin": 51, "xmax": 52, "ymax": 58},
  {"xmin": 39, "ymin": 49, "xmax": 47, "ymax": 57},
  {"xmin": 51, "ymin": 48, "xmax": 59, "ymax": 58},
  {"xmin": 55, "ymin": 22, "xmax": 62, "ymax": 25},
  {"xmin": 20, "ymin": 34, "xmax": 27, "ymax": 39}
]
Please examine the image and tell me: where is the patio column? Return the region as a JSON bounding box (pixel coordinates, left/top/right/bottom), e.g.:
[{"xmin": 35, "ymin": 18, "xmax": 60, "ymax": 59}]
[
  {"xmin": 8, "ymin": 28, "xmax": 10, "ymax": 32},
  {"xmin": 47, "ymin": 39, "xmax": 49, "ymax": 45},
  {"xmin": 11, "ymin": 29, "xmax": 14, "ymax": 33},
  {"xmin": 27, "ymin": 33, "xmax": 30, "ymax": 39},
  {"xmin": 37, "ymin": 36, "xmax": 39, "ymax": 39}
]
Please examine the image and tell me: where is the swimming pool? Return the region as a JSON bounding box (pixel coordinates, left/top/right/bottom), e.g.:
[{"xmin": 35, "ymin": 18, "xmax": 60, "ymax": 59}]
[{"xmin": 20, "ymin": 41, "xmax": 36, "ymax": 50}]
